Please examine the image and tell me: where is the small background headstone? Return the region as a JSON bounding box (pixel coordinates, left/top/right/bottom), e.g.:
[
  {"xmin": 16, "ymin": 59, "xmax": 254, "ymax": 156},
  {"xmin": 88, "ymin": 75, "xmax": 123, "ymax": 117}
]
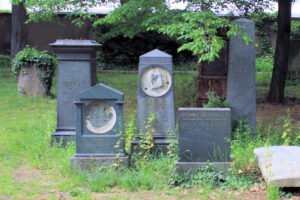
[
  {"xmin": 50, "ymin": 40, "xmax": 100, "ymax": 145},
  {"xmin": 176, "ymin": 108, "xmax": 231, "ymax": 173},
  {"xmin": 254, "ymin": 146, "xmax": 300, "ymax": 187},
  {"xmin": 132, "ymin": 49, "xmax": 176, "ymax": 153},
  {"xmin": 71, "ymin": 83, "xmax": 128, "ymax": 170},
  {"xmin": 18, "ymin": 65, "xmax": 47, "ymax": 97},
  {"xmin": 227, "ymin": 18, "xmax": 256, "ymax": 134}
]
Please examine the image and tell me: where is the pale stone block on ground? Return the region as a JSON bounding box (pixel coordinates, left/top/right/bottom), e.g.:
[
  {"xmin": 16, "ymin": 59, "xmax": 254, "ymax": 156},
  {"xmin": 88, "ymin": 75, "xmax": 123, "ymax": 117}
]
[{"xmin": 254, "ymin": 146, "xmax": 300, "ymax": 187}]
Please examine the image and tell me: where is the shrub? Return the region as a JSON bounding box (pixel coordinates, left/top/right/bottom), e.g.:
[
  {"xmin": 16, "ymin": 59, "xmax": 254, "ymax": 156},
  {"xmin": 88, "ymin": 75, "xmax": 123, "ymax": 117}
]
[
  {"xmin": 12, "ymin": 46, "xmax": 57, "ymax": 94},
  {"xmin": 0, "ymin": 54, "xmax": 11, "ymax": 68}
]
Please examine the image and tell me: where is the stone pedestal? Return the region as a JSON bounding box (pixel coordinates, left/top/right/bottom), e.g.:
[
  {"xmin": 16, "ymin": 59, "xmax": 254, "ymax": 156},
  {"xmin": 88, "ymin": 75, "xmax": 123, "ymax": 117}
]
[
  {"xmin": 132, "ymin": 49, "xmax": 176, "ymax": 154},
  {"xmin": 50, "ymin": 40, "xmax": 100, "ymax": 145}
]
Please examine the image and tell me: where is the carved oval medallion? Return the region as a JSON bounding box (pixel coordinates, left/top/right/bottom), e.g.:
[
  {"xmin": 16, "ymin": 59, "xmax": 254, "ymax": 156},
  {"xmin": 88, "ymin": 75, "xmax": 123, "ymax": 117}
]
[
  {"xmin": 83, "ymin": 100, "xmax": 116, "ymax": 134},
  {"xmin": 140, "ymin": 65, "xmax": 172, "ymax": 97}
]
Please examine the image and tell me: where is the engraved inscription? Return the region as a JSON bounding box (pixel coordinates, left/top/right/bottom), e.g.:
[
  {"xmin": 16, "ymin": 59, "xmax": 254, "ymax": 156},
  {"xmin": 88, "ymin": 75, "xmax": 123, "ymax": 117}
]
[
  {"xmin": 140, "ymin": 65, "xmax": 171, "ymax": 97},
  {"xmin": 181, "ymin": 111, "xmax": 227, "ymax": 121},
  {"xmin": 84, "ymin": 101, "xmax": 116, "ymax": 134}
]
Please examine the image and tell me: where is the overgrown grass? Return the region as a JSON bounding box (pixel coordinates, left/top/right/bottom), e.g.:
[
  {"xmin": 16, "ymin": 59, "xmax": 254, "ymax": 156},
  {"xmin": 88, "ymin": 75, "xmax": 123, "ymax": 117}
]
[{"xmin": 1, "ymin": 63, "xmax": 300, "ymax": 199}]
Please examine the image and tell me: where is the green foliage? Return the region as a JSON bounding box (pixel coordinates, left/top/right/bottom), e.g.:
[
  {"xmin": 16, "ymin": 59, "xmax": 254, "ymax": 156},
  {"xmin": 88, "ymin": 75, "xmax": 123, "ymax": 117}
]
[
  {"xmin": 250, "ymin": 12, "xmax": 277, "ymax": 55},
  {"xmin": 256, "ymin": 55, "xmax": 273, "ymax": 72},
  {"xmin": 267, "ymin": 184, "xmax": 279, "ymax": 200},
  {"xmin": 291, "ymin": 20, "xmax": 300, "ymax": 39},
  {"xmin": 0, "ymin": 9, "xmax": 11, "ymax": 13},
  {"xmin": 24, "ymin": 0, "xmax": 273, "ymax": 64},
  {"xmin": 173, "ymin": 163, "xmax": 255, "ymax": 190},
  {"xmin": 203, "ymin": 88, "xmax": 229, "ymax": 108},
  {"xmin": 256, "ymin": 55, "xmax": 273, "ymax": 86},
  {"xmin": 93, "ymin": 26, "xmax": 195, "ymax": 66},
  {"xmin": 0, "ymin": 54, "xmax": 11, "ymax": 68},
  {"xmin": 12, "ymin": 46, "xmax": 56, "ymax": 94}
]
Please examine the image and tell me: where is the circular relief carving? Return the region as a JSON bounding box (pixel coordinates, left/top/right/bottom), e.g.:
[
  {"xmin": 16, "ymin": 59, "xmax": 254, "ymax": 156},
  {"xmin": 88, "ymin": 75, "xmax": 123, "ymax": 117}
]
[
  {"xmin": 140, "ymin": 65, "xmax": 172, "ymax": 97},
  {"xmin": 83, "ymin": 100, "xmax": 116, "ymax": 134}
]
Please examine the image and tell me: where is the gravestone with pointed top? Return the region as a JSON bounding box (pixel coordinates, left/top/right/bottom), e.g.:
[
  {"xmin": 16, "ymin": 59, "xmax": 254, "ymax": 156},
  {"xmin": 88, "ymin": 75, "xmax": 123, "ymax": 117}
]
[
  {"xmin": 71, "ymin": 83, "xmax": 129, "ymax": 170},
  {"xmin": 50, "ymin": 40, "xmax": 101, "ymax": 145},
  {"xmin": 131, "ymin": 49, "xmax": 176, "ymax": 153}
]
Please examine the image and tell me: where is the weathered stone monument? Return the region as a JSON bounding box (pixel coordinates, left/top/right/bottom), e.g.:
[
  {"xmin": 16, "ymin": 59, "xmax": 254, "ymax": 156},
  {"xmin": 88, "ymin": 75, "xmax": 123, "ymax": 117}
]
[
  {"xmin": 175, "ymin": 108, "xmax": 231, "ymax": 173},
  {"xmin": 254, "ymin": 146, "xmax": 300, "ymax": 187},
  {"xmin": 227, "ymin": 18, "xmax": 256, "ymax": 134},
  {"xmin": 18, "ymin": 66, "xmax": 47, "ymax": 97},
  {"xmin": 132, "ymin": 49, "xmax": 176, "ymax": 152},
  {"xmin": 50, "ymin": 40, "xmax": 100, "ymax": 144},
  {"xmin": 71, "ymin": 83, "xmax": 128, "ymax": 170}
]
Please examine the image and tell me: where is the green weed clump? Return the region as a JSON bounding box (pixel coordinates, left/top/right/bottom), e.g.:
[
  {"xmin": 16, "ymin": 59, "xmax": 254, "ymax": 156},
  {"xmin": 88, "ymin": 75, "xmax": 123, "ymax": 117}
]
[
  {"xmin": 203, "ymin": 88, "xmax": 229, "ymax": 108},
  {"xmin": 0, "ymin": 54, "xmax": 11, "ymax": 68},
  {"xmin": 256, "ymin": 55, "xmax": 273, "ymax": 72},
  {"xmin": 255, "ymin": 55, "xmax": 273, "ymax": 86}
]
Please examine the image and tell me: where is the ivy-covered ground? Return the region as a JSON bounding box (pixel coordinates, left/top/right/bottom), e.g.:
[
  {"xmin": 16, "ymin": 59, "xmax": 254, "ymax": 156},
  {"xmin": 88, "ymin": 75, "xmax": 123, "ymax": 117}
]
[{"xmin": 1, "ymin": 64, "xmax": 300, "ymax": 199}]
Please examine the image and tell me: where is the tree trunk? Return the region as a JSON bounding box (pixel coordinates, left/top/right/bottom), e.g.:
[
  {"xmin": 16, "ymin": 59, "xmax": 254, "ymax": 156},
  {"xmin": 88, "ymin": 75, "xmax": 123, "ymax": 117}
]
[
  {"xmin": 267, "ymin": 0, "xmax": 291, "ymax": 103},
  {"xmin": 11, "ymin": 2, "xmax": 28, "ymax": 59}
]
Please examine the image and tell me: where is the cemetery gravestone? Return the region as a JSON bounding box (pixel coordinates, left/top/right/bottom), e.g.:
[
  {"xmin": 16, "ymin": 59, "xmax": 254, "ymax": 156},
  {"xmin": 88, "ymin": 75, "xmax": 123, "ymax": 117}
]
[
  {"xmin": 71, "ymin": 83, "xmax": 129, "ymax": 170},
  {"xmin": 50, "ymin": 40, "xmax": 100, "ymax": 144},
  {"xmin": 18, "ymin": 66, "xmax": 47, "ymax": 97},
  {"xmin": 176, "ymin": 108, "xmax": 231, "ymax": 173},
  {"xmin": 227, "ymin": 18, "xmax": 256, "ymax": 134},
  {"xmin": 254, "ymin": 146, "xmax": 300, "ymax": 187},
  {"xmin": 132, "ymin": 49, "xmax": 176, "ymax": 152}
]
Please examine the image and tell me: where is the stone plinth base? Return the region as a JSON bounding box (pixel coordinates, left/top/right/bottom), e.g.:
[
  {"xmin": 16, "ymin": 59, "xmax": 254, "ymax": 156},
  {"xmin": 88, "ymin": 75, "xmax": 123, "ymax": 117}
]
[
  {"xmin": 51, "ymin": 131, "xmax": 75, "ymax": 146},
  {"xmin": 71, "ymin": 156, "xmax": 129, "ymax": 171},
  {"xmin": 175, "ymin": 161, "xmax": 231, "ymax": 174}
]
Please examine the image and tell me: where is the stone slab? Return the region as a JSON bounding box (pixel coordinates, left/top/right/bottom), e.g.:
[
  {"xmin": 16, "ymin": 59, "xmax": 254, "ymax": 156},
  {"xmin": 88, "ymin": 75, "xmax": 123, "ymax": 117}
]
[
  {"xmin": 178, "ymin": 108, "xmax": 231, "ymax": 162},
  {"xmin": 227, "ymin": 18, "xmax": 256, "ymax": 134},
  {"xmin": 175, "ymin": 161, "xmax": 231, "ymax": 174},
  {"xmin": 254, "ymin": 146, "xmax": 300, "ymax": 187},
  {"xmin": 18, "ymin": 65, "xmax": 47, "ymax": 97},
  {"xmin": 71, "ymin": 156, "xmax": 129, "ymax": 171}
]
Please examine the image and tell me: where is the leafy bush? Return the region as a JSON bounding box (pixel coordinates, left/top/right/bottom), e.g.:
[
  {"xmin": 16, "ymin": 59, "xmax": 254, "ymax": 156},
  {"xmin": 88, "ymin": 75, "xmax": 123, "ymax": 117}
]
[
  {"xmin": 93, "ymin": 23, "xmax": 195, "ymax": 68},
  {"xmin": 203, "ymin": 89, "xmax": 229, "ymax": 108},
  {"xmin": 12, "ymin": 46, "xmax": 56, "ymax": 94},
  {"xmin": 256, "ymin": 55, "xmax": 273, "ymax": 72},
  {"xmin": 173, "ymin": 163, "xmax": 255, "ymax": 190},
  {"xmin": 0, "ymin": 54, "xmax": 11, "ymax": 68}
]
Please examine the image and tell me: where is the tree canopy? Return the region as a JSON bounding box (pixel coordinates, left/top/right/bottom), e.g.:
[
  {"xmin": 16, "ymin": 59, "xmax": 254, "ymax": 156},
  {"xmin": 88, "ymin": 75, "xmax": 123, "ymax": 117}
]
[{"xmin": 20, "ymin": 0, "xmax": 272, "ymax": 62}]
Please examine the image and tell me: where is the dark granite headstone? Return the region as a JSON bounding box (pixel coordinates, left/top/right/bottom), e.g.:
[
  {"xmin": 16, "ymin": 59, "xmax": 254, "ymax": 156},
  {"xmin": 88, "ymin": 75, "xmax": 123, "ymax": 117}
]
[
  {"xmin": 227, "ymin": 18, "xmax": 256, "ymax": 134},
  {"xmin": 132, "ymin": 49, "xmax": 176, "ymax": 153},
  {"xmin": 50, "ymin": 40, "xmax": 100, "ymax": 144},
  {"xmin": 71, "ymin": 83, "xmax": 128, "ymax": 170},
  {"xmin": 176, "ymin": 108, "xmax": 231, "ymax": 173}
]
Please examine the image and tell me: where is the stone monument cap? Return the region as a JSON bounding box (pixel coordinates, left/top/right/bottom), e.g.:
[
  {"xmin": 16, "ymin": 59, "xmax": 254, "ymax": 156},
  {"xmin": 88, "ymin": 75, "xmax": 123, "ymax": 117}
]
[
  {"xmin": 140, "ymin": 49, "xmax": 172, "ymax": 58},
  {"xmin": 50, "ymin": 40, "xmax": 101, "ymax": 53},
  {"xmin": 139, "ymin": 49, "xmax": 172, "ymax": 64},
  {"xmin": 50, "ymin": 39, "xmax": 101, "ymax": 47},
  {"xmin": 233, "ymin": 18, "xmax": 253, "ymax": 23},
  {"xmin": 75, "ymin": 83, "xmax": 124, "ymax": 102}
]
